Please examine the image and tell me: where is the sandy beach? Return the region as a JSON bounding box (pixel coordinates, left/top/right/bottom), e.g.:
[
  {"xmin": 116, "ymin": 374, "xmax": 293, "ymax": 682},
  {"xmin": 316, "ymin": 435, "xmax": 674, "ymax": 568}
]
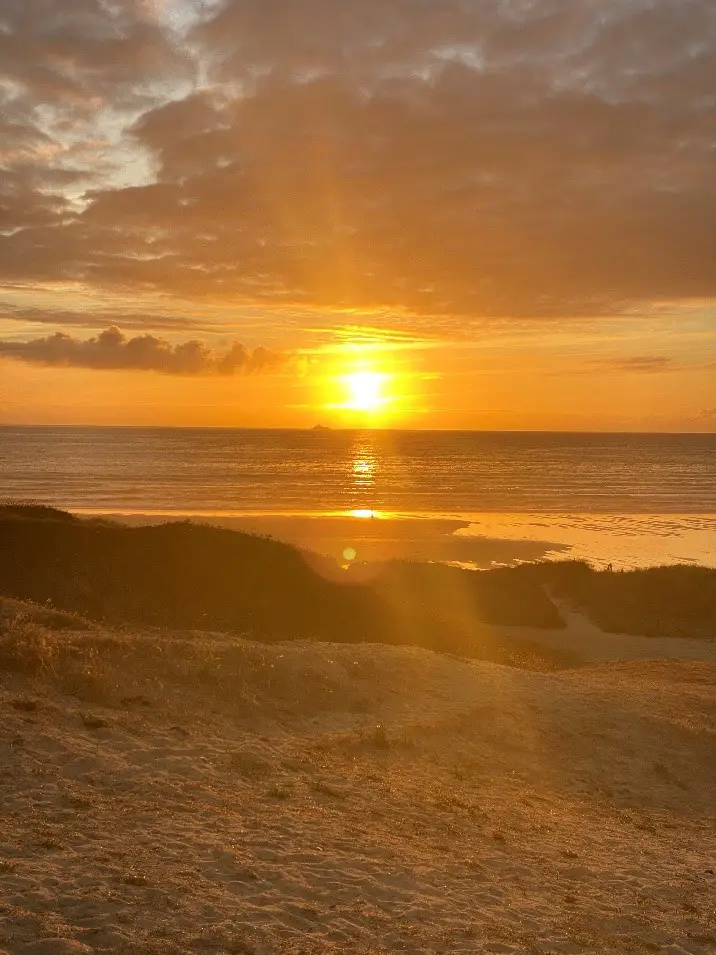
[{"xmin": 1, "ymin": 604, "xmax": 714, "ymax": 955}]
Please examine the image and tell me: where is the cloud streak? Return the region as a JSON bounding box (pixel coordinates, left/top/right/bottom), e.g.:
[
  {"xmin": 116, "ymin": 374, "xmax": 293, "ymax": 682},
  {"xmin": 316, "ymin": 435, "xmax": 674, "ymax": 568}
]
[
  {"xmin": 585, "ymin": 356, "xmax": 676, "ymax": 374},
  {"xmin": 0, "ymin": 303, "xmax": 227, "ymax": 333},
  {"xmin": 0, "ymin": 327, "xmax": 286, "ymax": 376}
]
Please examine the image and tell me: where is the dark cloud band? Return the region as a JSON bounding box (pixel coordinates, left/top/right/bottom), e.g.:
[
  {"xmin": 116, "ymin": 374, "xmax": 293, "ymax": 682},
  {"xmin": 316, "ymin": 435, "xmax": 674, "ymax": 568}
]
[{"xmin": 0, "ymin": 327, "xmax": 286, "ymax": 376}]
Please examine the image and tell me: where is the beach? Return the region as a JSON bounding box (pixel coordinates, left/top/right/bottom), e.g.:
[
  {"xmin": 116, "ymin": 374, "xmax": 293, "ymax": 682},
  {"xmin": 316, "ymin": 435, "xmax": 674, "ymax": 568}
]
[
  {"xmin": 0, "ymin": 483, "xmax": 714, "ymax": 955},
  {"xmin": 71, "ymin": 511, "xmax": 716, "ymax": 572},
  {"xmin": 1, "ymin": 597, "xmax": 715, "ymax": 955}
]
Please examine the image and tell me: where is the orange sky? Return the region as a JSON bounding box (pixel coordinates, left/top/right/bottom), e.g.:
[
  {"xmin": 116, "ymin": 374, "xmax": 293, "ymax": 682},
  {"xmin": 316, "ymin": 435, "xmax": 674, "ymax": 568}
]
[
  {"xmin": 1, "ymin": 0, "xmax": 715, "ymax": 431},
  {"xmin": 2, "ymin": 305, "xmax": 714, "ymax": 431}
]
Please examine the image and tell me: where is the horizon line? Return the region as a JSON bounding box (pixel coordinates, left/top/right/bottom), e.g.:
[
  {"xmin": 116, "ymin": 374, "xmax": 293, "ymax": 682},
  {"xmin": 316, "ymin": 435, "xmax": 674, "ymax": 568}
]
[{"xmin": 0, "ymin": 423, "xmax": 714, "ymax": 437}]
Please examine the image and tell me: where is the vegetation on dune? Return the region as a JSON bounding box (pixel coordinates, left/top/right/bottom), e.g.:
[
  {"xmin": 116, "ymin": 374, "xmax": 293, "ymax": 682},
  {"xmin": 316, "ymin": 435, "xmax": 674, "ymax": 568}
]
[
  {"xmin": 0, "ymin": 596, "xmax": 569, "ymax": 713},
  {"xmin": 535, "ymin": 560, "xmax": 716, "ymax": 640},
  {"xmin": 2, "ymin": 507, "xmax": 710, "ymax": 668},
  {"xmin": 349, "ymin": 559, "xmax": 566, "ymax": 636},
  {"xmin": 0, "ymin": 601, "xmax": 358, "ymax": 713},
  {"xmin": 0, "ymin": 502, "xmax": 81, "ymax": 523},
  {"xmin": 0, "ymin": 507, "xmax": 568, "ymax": 669}
]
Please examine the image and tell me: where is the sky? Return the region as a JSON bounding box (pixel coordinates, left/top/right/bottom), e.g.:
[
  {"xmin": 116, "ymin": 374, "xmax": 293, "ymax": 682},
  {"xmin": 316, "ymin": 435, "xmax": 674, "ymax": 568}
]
[{"xmin": 0, "ymin": 0, "xmax": 714, "ymax": 430}]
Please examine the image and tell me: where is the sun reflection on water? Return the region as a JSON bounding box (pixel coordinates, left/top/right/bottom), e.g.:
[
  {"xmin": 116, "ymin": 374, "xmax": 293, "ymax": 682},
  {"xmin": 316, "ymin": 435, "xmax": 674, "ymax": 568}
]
[
  {"xmin": 342, "ymin": 435, "xmax": 384, "ymax": 557},
  {"xmin": 353, "ymin": 457, "xmax": 375, "ymax": 487},
  {"xmin": 350, "ymin": 435, "xmax": 379, "ymax": 497}
]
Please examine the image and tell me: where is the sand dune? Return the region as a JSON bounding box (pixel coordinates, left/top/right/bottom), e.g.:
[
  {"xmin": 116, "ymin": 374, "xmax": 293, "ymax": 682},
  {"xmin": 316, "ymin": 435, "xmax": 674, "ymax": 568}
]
[{"xmin": 1, "ymin": 623, "xmax": 715, "ymax": 955}]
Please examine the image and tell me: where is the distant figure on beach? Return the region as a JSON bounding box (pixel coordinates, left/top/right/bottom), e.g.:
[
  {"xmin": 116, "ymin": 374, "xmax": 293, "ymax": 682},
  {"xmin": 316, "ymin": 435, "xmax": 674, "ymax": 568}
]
[{"xmin": 606, "ymin": 562, "xmax": 613, "ymax": 572}]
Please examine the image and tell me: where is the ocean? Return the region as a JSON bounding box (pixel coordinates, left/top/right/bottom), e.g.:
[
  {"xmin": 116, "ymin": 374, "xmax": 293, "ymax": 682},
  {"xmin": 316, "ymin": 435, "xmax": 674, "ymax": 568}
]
[{"xmin": 1, "ymin": 426, "xmax": 714, "ymax": 569}]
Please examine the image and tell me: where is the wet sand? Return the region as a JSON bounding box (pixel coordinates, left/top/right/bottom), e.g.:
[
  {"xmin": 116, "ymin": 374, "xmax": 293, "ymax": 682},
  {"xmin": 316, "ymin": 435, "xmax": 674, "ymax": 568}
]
[
  {"xmin": 75, "ymin": 511, "xmax": 568, "ymax": 568},
  {"xmin": 75, "ymin": 510, "xmax": 716, "ymax": 571}
]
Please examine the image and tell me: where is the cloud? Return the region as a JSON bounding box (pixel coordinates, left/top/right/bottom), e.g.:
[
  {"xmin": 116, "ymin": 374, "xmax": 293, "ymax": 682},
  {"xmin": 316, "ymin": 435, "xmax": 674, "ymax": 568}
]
[
  {"xmin": 0, "ymin": 304, "xmax": 224, "ymax": 333},
  {"xmin": 0, "ymin": 0, "xmax": 194, "ymax": 239},
  {"xmin": 585, "ymin": 356, "xmax": 676, "ymax": 374},
  {"xmin": 0, "ymin": 1, "xmax": 715, "ymax": 322},
  {"xmin": 0, "ymin": 327, "xmax": 287, "ymax": 375},
  {"xmin": 0, "ymin": 0, "xmax": 191, "ymax": 106}
]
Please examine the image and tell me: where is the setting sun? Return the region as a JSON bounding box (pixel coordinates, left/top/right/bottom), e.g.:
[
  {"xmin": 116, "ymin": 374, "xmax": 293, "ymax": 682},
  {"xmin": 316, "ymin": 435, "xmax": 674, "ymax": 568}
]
[{"xmin": 343, "ymin": 371, "xmax": 388, "ymax": 412}]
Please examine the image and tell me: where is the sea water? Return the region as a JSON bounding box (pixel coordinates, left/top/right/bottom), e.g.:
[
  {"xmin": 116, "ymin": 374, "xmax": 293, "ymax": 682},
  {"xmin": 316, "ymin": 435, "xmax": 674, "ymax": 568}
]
[{"xmin": 1, "ymin": 427, "xmax": 714, "ymax": 569}]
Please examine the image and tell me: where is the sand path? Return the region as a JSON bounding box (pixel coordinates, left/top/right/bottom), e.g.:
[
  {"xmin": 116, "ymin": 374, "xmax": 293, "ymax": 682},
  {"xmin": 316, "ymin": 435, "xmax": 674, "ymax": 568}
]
[{"xmin": 493, "ymin": 597, "xmax": 716, "ymax": 665}]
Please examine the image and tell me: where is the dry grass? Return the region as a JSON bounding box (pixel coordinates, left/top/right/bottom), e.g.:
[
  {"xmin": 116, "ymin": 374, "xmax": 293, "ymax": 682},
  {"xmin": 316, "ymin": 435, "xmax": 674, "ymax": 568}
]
[
  {"xmin": 0, "ymin": 599, "xmax": 379, "ymax": 716},
  {"xmin": 0, "ymin": 595, "xmax": 92, "ymax": 632},
  {"xmin": 0, "ymin": 618, "xmax": 60, "ymax": 677}
]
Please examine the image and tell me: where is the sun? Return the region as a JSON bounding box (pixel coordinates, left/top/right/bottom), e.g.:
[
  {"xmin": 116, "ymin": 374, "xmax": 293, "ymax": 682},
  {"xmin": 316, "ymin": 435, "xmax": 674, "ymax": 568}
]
[{"xmin": 343, "ymin": 371, "xmax": 387, "ymax": 412}]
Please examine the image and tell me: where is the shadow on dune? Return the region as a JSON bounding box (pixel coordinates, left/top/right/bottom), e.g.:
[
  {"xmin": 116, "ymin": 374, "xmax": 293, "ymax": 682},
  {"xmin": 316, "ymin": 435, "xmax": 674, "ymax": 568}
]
[{"xmin": 0, "ymin": 505, "xmax": 568, "ymax": 670}]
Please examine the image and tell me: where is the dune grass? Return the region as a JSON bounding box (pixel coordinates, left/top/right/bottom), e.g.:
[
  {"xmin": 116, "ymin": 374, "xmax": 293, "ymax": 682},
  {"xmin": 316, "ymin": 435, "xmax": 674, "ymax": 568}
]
[
  {"xmin": 538, "ymin": 560, "xmax": 716, "ymax": 640},
  {"xmin": 0, "ymin": 507, "xmax": 568, "ymax": 669},
  {"xmin": 1, "ymin": 595, "xmax": 565, "ymax": 720},
  {"xmin": 1, "ymin": 506, "xmax": 711, "ymax": 672}
]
